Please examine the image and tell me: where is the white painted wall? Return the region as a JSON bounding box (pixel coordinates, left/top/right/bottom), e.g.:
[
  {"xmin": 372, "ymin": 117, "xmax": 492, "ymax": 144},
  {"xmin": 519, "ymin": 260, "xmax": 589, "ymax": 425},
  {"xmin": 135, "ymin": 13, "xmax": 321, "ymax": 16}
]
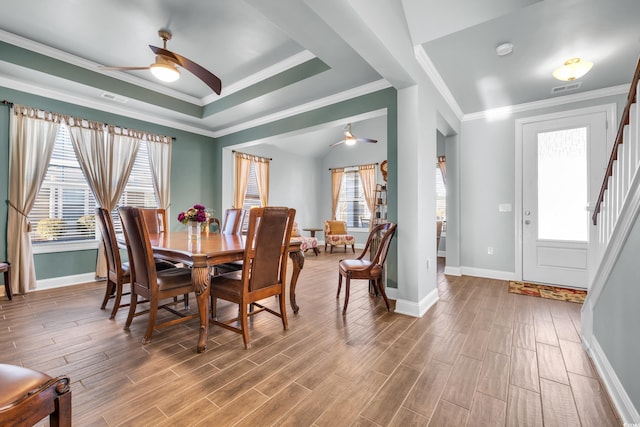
[{"xmin": 458, "ymin": 94, "xmax": 626, "ymax": 279}]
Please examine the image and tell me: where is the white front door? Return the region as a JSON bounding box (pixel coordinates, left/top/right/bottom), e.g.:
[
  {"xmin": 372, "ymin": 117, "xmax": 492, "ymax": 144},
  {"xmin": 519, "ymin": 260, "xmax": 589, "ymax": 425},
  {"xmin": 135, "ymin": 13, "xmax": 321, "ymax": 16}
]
[{"xmin": 521, "ymin": 110, "xmax": 608, "ymax": 289}]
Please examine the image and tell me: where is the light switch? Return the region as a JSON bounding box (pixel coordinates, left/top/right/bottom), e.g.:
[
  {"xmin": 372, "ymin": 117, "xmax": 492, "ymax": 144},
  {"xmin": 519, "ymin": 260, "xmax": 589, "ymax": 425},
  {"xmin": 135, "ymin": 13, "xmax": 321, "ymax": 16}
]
[{"xmin": 498, "ymin": 203, "xmax": 512, "ymax": 212}]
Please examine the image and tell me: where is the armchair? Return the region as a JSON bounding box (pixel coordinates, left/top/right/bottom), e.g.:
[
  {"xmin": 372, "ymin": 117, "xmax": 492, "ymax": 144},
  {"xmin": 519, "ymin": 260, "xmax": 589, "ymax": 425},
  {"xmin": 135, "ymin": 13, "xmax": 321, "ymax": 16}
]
[
  {"xmin": 290, "ymin": 222, "xmax": 319, "ymax": 255},
  {"xmin": 324, "ymin": 220, "xmax": 355, "ymax": 253}
]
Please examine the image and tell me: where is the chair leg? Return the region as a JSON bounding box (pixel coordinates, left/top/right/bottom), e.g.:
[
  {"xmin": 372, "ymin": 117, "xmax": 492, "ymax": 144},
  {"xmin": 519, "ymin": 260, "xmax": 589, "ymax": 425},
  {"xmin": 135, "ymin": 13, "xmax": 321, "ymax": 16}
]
[
  {"xmin": 124, "ymin": 292, "xmax": 138, "ymax": 330},
  {"xmin": 330, "ymin": 245, "xmax": 334, "ymax": 254},
  {"xmin": 109, "ymin": 280, "xmax": 123, "ymax": 320},
  {"xmin": 313, "ymin": 247, "xmax": 320, "ymax": 256},
  {"xmin": 184, "ymin": 293, "xmax": 189, "ymax": 310},
  {"xmin": 50, "ymin": 382, "xmax": 72, "ymax": 427},
  {"xmin": 342, "ymin": 277, "xmax": 351, "ymax": 314},
  {"xmin": 143, "ymin": 298, "xmax": 158, "ymax": 344},
  {"xmin": 240, "ymin": 302, "xmax": 250, "ymax": 349},
  {"xmin": 279, "ymin": 290, "xmax": 288, "ymax": 331},
  {"xmin": 351, "ymin": 244, "xmax": 355, "ymax": 253},
  {"xmin": 100, "ymin": 279, "xmax": 115, "ymax": 310},
  {"xmin": 337, "ymin": 273, "xmax": 343, "ymax": 298},
  {"xmin": 210, "ymin": 294, "xmax": 217, "ymax": 319},
  {"xmin": 377, "ymin": 278, "xmax": 390, "ymax": 312},
  {"xmin": 4, "ymin": 267, "xmax": 12, "ymax": 301}
]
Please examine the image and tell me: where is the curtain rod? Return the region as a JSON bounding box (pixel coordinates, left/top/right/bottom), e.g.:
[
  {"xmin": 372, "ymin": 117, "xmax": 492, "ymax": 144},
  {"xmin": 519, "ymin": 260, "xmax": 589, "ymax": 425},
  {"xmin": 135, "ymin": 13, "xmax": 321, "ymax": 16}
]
[
  {"xmin": 2, "ymin": 99, "xmax": 176, "ymax": 140},
  {"xmin": 232, "ymin": 150, "xmax": 272, "ymax": 161},
  {"xmin": 329, "ymin": 162, "xmax": 379, "ymax": 170}
]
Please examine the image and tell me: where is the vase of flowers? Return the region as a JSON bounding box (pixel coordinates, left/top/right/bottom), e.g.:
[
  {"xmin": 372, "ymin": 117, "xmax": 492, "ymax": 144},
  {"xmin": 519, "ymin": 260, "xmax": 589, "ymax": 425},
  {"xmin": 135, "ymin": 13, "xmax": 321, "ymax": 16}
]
[{"xmin": 177, "ymin": 204, "xmax": 208, "ymax": 240}]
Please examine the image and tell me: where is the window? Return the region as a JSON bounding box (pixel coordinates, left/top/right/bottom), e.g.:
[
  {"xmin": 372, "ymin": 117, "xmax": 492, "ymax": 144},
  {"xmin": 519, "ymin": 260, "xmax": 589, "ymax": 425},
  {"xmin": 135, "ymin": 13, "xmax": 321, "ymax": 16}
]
[
  {"xmin": 336, "ymin": 168, "xmax": 371, "ymax": 228},
  {"xmin": 30, "ymin": 125, "xmax": 157, "ymax": 244},
  {"xmin": 241, "ymin": 162, "xmax": 261, "ymax": 230}
]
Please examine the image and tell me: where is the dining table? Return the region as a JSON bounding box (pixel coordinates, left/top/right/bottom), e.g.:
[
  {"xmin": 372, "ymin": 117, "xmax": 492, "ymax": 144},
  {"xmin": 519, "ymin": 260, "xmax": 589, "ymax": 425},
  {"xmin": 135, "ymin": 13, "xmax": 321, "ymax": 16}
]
[{"xmin": 119, "ymin": 231, "xmax": 304, "ymax": 353}]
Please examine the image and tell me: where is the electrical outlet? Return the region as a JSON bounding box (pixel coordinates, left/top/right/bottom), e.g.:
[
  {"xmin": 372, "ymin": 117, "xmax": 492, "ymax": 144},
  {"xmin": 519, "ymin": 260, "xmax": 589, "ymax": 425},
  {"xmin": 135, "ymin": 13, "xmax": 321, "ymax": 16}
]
[{"xmin": 487, "ymin": 246, "xmax": 494, "ymax": 255}]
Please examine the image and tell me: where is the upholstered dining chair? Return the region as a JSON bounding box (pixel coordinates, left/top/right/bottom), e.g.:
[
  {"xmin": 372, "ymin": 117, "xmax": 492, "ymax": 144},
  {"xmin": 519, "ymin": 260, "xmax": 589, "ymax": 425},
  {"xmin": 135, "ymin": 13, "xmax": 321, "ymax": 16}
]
[
  {"xmin": 118, "ymin": 206, "xmax": 198, "ymax": 344},
  {"xmin": 0, "ymin": 363, "xmax": 71, "ymax": 426},
  {"xmin": 212, "ymin": 208, "xmax": 247, "ymax": 275},
  {"xmin": 337, "ymin": 222, "xmax": 397, "ymax": 314},
  {"xmin": 210, "ymin": 206, "xmax": 296, "ymax": 349},
  {"xmin": 220, "ymin": 208, "xmax": 246, "ymax": 235},
  {"xmin": 95, "ymin": 208, "xmax": 176, "ymax": 319},
  {"xmin": 324, "ymin": 220, "xmax": 355, "ymax": 253},
  {"xmin": 1, "ymin": 261, "xmax": 11, "ymax": 300},
  {"xmin": 141, "ymin": 208, "xmax": 169, "ymax": 233}
]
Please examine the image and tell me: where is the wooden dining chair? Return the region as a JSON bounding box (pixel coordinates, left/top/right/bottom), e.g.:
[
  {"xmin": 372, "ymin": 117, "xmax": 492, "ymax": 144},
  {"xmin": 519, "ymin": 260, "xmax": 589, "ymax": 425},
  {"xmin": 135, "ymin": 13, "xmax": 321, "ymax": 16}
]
[
  {"xmin": 1, "ymin": 261, "xmax": 11, "ymax": 300},
  {"xmin": 337, "ymin": 222, "xmax": 397, "ymax": 314},
  {"xmin": 0, "ymin": 364, "xmax": 71, "ymax": 426},
  {"xmin": 141, "ymin": 208, "xmax": 169, "ymax": 233},
  {"xmin": 118, "ymin": 206, "xmax": 198, "ymax": 344},
  {"xmin": 96, "ymin": 208, "xmax": 177, "ymax": 319},
  {"xmin": 210, "ymin": 206, "xmax": 296, "ymax": 349},
  {"xmin": 213, "ymin": 208, "xmax": 247, "ymax": 275},
  {"xmin": 220, "ymin": 208, "xmax": 246, "ymax": 235}
]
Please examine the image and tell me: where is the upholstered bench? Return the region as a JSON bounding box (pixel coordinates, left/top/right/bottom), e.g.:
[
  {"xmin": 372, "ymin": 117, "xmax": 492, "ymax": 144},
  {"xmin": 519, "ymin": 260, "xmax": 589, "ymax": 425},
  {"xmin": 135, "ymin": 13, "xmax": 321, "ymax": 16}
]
[
  {"xmin": 324, "ymin": 220, "xmax": 355, "ymax": 253},
  {"xmin": 0, "ymin": 363, "xmax": 71, "ymax": 426},
  {"xmin": 291, "ymin": 223, "xmax": 319, "ymax": 255}
]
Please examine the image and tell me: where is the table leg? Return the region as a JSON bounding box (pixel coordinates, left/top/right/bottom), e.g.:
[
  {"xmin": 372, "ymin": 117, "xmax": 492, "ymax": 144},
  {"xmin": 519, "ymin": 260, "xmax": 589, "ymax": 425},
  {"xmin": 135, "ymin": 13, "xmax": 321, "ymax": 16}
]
[
  {"xmin": 191, "ymin": 265, "xmax": 210, "ymax": 353},
  {"xmin": 288, "ymin": 250, "xmax": 304, "ymax": 314}
]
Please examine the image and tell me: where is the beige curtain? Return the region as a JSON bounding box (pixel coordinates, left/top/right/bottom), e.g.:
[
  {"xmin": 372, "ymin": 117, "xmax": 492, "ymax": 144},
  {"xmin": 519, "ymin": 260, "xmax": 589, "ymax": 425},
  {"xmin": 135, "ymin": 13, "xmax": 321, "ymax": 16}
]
[
  {"xmin": 438, "ymin": 156, "xmax": 446, "ymax": 184},
  {"xmin": 68, "ymin": 123, "xmax": 141, "ymax": 277},
  {"xmin": 146, "ymin": 134, "xmax": 172, "ymax": 217},
  {"xmin": 331, "ymin": 168, "xmax": 344, "ymax": 220},
  {"xmin": 358, "ymin": 164, "xmax": 377, "ymax": 229},
  {"xmin": 234, "ymin": 152, "xmax": 252, "ymax": 209},
  {"xmin": 254, "ymin": 156, "xmax": 270, "ymax": 207},
  {"xmin": 7, "ymin": 105, "xmax": 62, "ymax": 294}
]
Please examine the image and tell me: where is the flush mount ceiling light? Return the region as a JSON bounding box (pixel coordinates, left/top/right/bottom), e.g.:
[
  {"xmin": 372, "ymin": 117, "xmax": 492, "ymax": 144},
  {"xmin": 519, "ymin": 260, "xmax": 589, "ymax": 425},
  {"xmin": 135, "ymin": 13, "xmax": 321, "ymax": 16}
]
[
  {"xmin": 495, "ymin": 42, "xmax": 513, "ymax": 56},
  {"xmin": 149, "ymin": 57, "xmax": 180, "ymax": 82},
  {"xmin": 552, "ymin": 57, "xmax": 593, "ymax": 81}
]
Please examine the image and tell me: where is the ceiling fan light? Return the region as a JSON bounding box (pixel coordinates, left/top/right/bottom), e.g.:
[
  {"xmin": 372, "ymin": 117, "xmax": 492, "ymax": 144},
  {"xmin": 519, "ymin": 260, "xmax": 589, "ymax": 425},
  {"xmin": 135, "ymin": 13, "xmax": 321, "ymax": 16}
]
[
  {"xmin": 345, "ymin": 136, "xmax": 357, "ymax": 146},
  {"xmin": 552, "ymin": 57, "xmax": 593, "ymax": 81},
  {"xmin": 150, "ymin": 62, "xmax": 180, "ymax": 82}
]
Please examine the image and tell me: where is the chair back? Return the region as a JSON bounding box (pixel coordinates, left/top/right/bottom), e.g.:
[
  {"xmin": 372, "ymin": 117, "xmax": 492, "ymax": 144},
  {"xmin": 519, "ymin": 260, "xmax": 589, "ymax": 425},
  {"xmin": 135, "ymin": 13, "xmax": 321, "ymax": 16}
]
[
  {"xmin": 371, "ymin": 222, "xmax": 397, "ymax": 266},
  {"xmin": 95, "ymin": 207, "xmax": 123, "ymax": 278},
  {"xmin": 141, "ymin": 208, "xmax": 168, "ymax": 233},
  {"xmin": 324, "ymin": 220, "xmax": 348, "ymax": 235},
  {"xmin": 119, "ymin": 206, "xmax": 158, "ymax": 294},
  {"xmin": 242, "ymin": 207, "xmax": 295, "ymax": 292},
  {"xmin": 221, "ymin": 208, "xmax": 246, "ymax": 235}
]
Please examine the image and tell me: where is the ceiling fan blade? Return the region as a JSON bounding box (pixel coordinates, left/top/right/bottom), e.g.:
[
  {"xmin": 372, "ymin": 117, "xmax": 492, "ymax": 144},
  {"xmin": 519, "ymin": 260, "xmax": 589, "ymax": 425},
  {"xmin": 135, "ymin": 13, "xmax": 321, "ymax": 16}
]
[
  {"xmin": 356, "ymin": 137, "xmax": 377, "ymax": 144},
  {"xmin": 150, "ymin": 45, "xmax": 222, "ymax": 95},
  {"xmin": 99, "ymin": 66, "xmax": 150, "ymax": 71},
  {"xmin": 330, "ymin": 140, "xmax": 345, "ymax": 147}
]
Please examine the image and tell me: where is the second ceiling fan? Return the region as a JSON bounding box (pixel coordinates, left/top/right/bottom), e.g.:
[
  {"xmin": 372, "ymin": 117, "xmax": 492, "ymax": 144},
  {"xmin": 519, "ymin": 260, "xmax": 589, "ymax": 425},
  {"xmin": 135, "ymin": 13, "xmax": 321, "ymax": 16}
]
[
  {"xmin": 330, "ymin": 123, "xmax": 378, "ymax": 147},
  {"xmin": 100, "ymin": 30, "xmax": 222, "ymax": 95}
]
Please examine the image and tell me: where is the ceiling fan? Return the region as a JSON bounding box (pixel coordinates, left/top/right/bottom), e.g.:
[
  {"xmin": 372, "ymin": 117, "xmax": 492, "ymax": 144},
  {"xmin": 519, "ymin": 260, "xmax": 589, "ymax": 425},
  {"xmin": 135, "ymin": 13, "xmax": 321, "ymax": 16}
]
[
  {"xmin": 99, "ymin": 30, "xmax": 222, "ymax": 95},
  {"xmin": 330, "ymin": 123, "xmax": 378, "ymax": 147}
]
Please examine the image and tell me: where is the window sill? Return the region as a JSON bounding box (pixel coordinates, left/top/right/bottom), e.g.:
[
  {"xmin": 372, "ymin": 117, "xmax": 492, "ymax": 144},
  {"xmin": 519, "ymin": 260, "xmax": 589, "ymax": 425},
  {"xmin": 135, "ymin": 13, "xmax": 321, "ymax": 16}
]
[{"xmin": 32, "ymin": 240, "xmax": 100, "ymax": 254}]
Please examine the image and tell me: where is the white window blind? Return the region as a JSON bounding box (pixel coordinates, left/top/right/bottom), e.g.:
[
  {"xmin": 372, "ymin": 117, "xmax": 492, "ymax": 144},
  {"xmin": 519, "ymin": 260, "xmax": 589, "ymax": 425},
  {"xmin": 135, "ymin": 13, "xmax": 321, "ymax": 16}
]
[
  {"xmin": 30, "ymin": 125, "xmax": 97, "ymax": 242},
  {"xmin": 30, "ymin": 126, "xmax": 158, "ymax": 243},
  {"xmin": 336, "ymin": 168, "xmax": 371, "ymax": 228},
  {"xmin": 241, "ymin": 162, "xmax": 261, "ymax": 230}
]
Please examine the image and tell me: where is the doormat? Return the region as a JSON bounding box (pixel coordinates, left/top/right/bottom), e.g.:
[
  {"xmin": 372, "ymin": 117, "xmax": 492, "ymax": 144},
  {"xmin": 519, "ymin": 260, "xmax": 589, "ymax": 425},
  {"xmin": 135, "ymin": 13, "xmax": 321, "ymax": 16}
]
[{"xmin": 508, "ymin": 281, "xmax": 587, "ymax": 304}]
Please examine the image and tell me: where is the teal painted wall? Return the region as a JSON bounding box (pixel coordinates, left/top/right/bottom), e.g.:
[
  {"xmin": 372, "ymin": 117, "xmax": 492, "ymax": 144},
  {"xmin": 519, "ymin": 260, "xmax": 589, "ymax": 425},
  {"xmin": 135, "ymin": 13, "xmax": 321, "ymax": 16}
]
[{"xmin": 0, "ymin": 86, "xmax": 215, "ymax": 280}]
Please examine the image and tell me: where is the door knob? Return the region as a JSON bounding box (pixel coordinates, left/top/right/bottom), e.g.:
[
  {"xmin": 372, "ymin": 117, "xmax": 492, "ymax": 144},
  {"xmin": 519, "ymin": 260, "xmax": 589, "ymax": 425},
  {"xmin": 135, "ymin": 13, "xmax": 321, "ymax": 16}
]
[{"xmin": 524, "ymin": 220, "xmax": 531, "ymax": 225}]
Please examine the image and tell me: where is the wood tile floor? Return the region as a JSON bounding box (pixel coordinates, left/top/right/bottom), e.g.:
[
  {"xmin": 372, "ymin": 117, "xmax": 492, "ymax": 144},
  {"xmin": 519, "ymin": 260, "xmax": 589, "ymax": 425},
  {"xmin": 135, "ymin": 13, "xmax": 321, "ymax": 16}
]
[{"xmin": 0, "ymin": 253, "xmax": 621, "ymax": 426}]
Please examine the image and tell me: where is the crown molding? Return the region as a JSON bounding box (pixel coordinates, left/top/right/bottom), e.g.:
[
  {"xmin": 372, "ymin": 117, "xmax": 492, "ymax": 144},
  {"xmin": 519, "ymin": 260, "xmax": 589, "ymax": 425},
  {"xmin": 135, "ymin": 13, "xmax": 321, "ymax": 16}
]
[
  {"xmin": 0, "ymin": 73, "xmax": 218, "ymax": 138},
  {"xmin": 462, "ymin": 84, "xmax": 630, "ymax": 121},
  {"xmin": 414, "ymin": 45, "xmax": 464, "ymax": 121},
  {"xmin": 212, "ymin": 79, "xmax": 392, "ymax": 137}
]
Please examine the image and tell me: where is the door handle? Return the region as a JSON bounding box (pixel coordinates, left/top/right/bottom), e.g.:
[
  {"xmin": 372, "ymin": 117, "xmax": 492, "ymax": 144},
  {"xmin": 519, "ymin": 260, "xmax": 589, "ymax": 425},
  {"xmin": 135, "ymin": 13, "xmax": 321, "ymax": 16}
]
[{"xmin": 524, "ymin": 220, "xmax": 531, "ymax": 225}]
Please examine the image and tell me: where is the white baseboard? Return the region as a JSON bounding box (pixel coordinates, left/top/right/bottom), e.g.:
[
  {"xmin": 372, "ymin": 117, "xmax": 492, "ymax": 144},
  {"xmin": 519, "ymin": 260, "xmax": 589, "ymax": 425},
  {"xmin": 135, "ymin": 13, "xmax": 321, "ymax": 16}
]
[
  {"xmin": 444, "ymin": 266, "xmax": 461, "ymax": 276},
  {"xmin": 459, "ymin": 267, "xmax": 517, "ymax": 281},
  {"xmin": 586, "ymin": 335, "xmax": 640, "ymax": 424},
  {"xmin": 393, "ymin": 287, "xmax": 439, "ymax": 318},
  {"xmin": 36, "ymin": 273, "xmax": 99, "ymax": 290}
]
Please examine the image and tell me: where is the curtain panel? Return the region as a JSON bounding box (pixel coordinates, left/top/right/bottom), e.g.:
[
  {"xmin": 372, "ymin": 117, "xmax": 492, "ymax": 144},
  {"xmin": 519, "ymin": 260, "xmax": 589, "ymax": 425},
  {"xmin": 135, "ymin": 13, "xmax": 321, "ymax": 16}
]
[
  {"xmin": 7, "ymin": 105, "xmax": 63, "ymax": 294},
  {"xmin": 254, "ymin": 156, "xmax": 270, "ymax": 207},
  {"xmin": 358, "ymin": 164, "xmax": 377, "ymax": 229},
  {"xmin": 330, "ymin": 168, "xmax": 344, "ymax": 220}
]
